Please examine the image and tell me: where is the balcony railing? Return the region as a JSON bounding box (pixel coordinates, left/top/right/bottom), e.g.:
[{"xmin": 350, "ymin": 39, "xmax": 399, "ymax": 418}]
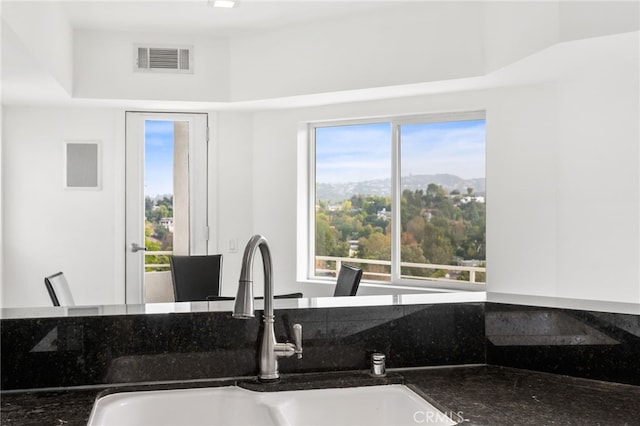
[
  {"xmin": 144, "ymin": 250, "xmax": 172, "ymax": 271},
  {"xmin": 145, "ymin": 252, "xmax": 486, "ymax": 285},
  {"xmin": 315, "ymin": 256, "xmax": 486, "ymax": 285}
]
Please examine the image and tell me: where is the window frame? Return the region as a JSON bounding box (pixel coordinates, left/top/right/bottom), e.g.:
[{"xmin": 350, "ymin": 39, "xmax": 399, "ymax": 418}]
[{"xmin": 306, "ymin": 110, "xmax": 486, "ymax": 291}]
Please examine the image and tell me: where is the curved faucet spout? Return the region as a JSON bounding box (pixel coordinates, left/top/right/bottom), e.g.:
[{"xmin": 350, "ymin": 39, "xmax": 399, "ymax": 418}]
[
  {"xmin": 238, "ymin": 235, "xmax": 272, "ymax": 283},
  {"xmin": 233, "ymin": 234, "xmax": 273, "ymax": 319}
]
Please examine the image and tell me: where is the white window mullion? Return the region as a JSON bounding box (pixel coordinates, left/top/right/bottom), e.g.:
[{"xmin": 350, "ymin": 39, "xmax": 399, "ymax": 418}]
[
  {"xmin": 390, "ymin": 122, "xmax": 402, "ymax": 282},
  {"xmin": 308, "ymin": 124, "xmax": 318, "ymax": 280}
]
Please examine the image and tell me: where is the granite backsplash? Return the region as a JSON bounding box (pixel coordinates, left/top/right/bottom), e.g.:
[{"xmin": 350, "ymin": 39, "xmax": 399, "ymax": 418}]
[
  {"xmin": 1, "ymin": 303, "xmax": 485, "ymax": 390},
  {"xmin": 485, "ymin": 303, "xmax": 640, "ymax": 386},
  {"xmin": 2, "ymin": 301, "xmax": 638, "ymax": 391}
]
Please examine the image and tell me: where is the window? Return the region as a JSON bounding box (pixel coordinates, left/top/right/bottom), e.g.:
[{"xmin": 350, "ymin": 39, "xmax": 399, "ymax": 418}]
[
  {"xmin": 143, "ymin": 120, "xmax": 177, "ymax": 273},
  {"xmin": 310, "ymin": 112, "xmax": 486, "ymax": 287}
]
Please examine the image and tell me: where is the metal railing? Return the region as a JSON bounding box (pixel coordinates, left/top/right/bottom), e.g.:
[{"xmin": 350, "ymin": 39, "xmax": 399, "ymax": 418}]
[
  {"xmin": 315, "ymin": 255, "xmax": 486, "ymax": 284},
  {"xmin": 144, "ymin": 250, "xmax": 173, "ymax": 271},
  {"xmin": 144, "ymin": 252, "xmax": 486, "ymax": 285}
]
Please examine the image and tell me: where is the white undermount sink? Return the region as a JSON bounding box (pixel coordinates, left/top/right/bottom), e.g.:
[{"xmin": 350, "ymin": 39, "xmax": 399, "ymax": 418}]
[{"xmin": 88, "ymin": 384, "xmax": 457, "ymax": 426}]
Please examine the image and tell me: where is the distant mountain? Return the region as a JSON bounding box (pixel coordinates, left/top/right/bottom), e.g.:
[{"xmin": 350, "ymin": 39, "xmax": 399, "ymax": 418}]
[{"xmin": 316, "ymin": 174, "xmax": 485, "ymax": 202}]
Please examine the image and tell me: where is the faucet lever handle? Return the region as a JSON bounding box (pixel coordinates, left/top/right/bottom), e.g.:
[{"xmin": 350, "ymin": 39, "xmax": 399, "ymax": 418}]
[{"xmin": 292, "ymin": 323, "xmax": 303, "ymax": 359}]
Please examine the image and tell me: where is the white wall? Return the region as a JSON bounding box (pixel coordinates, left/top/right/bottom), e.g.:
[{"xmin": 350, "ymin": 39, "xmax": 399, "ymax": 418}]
[
  {"xmin": 213, "ymin": 112, "xmax": 256, "ymax": 296},
  {"xmin": 0, "ymin": 106, "xmax": 4, "ymax": 305},
  {"xmin": 1, "ymin": 1, "xmax": 73, "ymax": 95},
  {"xmin": 74, "ymin": 29, "xmax": 230, "ymax": 102},
  {"xmin": 247, "ymin": 38, "xmax": 639, "ymax": 311},
  {"xmin": 485, "ymin": 85, "xmax": 559, "ymax": 299},
  {"xmin": 554, "ymin": 41, "xmax": 639, "ymax": 303},
  {"xmin": 0, "ymin": 107, "xmax": 261, "ymax": 307},
  {"xmin": 558, "ymin": 1, "xmax": 640, "ymax": 43},
  {"xmin": 483, "ymin": 2, "xmax": 559, "ymax": 73},
  {"xmin": 2, "ymin": 107, "xmax": 124, "ymax": 307},
  {"xmin": 216, "ymin": 3, "xmax": 484, "ymax": 101},
  {"xmin": 482, "ymin": 1, "xmax": 640, "ymax": 75},
  {"xmin": 487, "ymin": 33, "xmax": 639, "ymax": 313}
]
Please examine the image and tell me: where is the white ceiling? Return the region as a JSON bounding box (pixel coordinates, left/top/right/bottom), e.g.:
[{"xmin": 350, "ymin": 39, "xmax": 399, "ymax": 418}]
[
  {"xmin": 61, "ymin": 1, "xmax": 394, "ymax": 36},
  {"xmin": 3, "ymin": 1, "xmax": 637, "ymax": 109},
  {"xmin": 1, "ymin": 0, "xmax": 400, "ymax": 108}
]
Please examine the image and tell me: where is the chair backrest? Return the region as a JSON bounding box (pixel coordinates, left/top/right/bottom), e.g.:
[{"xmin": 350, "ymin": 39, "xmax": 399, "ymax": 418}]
[
  {"xmin": 44, "ymin": 272, "xmax": 75, "ymax": 306},
  {"xmin": 333, "ymin": 264, "xmax": 363, "ymax": 297},
  {"xmin": 170, "ymin": 255, "xmax": 223, "ymax": 302}
]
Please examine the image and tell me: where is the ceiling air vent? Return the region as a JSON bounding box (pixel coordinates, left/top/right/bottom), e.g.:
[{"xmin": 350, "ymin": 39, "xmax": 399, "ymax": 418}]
[{"xmin": 135, "ymin": 45, "xmax": 193, "ymax": 73}]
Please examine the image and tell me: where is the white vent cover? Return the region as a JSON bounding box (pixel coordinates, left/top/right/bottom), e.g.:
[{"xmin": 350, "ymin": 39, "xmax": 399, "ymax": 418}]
[{"xmin": 135, "ymin": 45, "xmax": 193, "ymax": 73}]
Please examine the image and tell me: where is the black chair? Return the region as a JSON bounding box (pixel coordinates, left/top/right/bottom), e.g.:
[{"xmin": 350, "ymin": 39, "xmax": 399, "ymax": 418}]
[
  {"xmin": 333, "ymin": 264, "xmax": 363, "ymax": 297},
  {"xmin": 44, "ymin": 272, "xmax": 76, "ymax": 306},
  {"xmin": 170, "ymin": 255, "xmax": 223, "ymax": 302}
]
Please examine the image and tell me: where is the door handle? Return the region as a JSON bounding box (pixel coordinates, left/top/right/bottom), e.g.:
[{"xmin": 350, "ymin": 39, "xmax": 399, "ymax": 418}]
[{"xmin": 131, "ymin": 242, "xmax": 147, "ymax": 253}]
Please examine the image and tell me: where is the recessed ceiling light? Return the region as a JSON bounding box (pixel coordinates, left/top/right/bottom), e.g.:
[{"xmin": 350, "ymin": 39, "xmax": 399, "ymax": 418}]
[{"xmin": 208, "ymin": 0, "xmax": 237, "ymax": 8}]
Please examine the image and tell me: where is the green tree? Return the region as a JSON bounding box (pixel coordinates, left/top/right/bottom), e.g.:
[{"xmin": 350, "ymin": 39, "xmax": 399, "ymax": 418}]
[
  {"xmin": 363, "ymin": 195, "xmax": 390, "ymax": 215},
  {"xmin": 358, "ymin": 232, "xmax": 391, "ymax": 260},
  {"xmin": 422, "ymin": 222, "xmax": 454, "ymax": 265},
  {"xmin": 316, "ymin": 179, "xmax": 485, "ymax": 281},
  {"xmin": 145, "ymin": 197, "xmax": 154, "ymax": 213},
  {"xmin": 406, "ymin": 215, "xmax": 426, "ymax": 243},
  {"xmin": 350, "ymin": 195, "xmax": 365, "ymax": 209},
  {"xmin": 400, "ymin": 232, "xmax": 428, "ymax": 277},
  {"xmin": 154, "ymin": 225, "xmax": 168, "ymax": 241},
  {"xmin": 315, "ymin": 213, "xmax": 335, "ymax": 256}
]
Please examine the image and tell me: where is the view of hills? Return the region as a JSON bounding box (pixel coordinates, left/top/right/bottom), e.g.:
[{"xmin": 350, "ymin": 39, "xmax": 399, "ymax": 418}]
[{"xmin": 317, "ymin": 174, "xmax": 485, "ymax": 202}]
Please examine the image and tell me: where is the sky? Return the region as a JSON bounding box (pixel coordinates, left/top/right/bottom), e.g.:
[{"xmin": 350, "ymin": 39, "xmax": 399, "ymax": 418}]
[
  {"xmin": 144, "ymin": 120, "xmax": 174, "ymax": 197},
  {"xmin": 315, "ymin": 119, "xmax": 486, "ymax": 184},
  {"xmin": 144, "ymin": 118, "xmax": 486, "ymax": 194}
]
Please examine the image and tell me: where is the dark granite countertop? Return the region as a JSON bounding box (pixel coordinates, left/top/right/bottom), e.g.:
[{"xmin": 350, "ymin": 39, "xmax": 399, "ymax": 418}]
[
  {"xmin": 403, "ymin": 366, "xmax": 640, "ymax": 426},
  {"xmin": 2, "ymin": 366, "xmax": 639, "ymax": 426}
]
